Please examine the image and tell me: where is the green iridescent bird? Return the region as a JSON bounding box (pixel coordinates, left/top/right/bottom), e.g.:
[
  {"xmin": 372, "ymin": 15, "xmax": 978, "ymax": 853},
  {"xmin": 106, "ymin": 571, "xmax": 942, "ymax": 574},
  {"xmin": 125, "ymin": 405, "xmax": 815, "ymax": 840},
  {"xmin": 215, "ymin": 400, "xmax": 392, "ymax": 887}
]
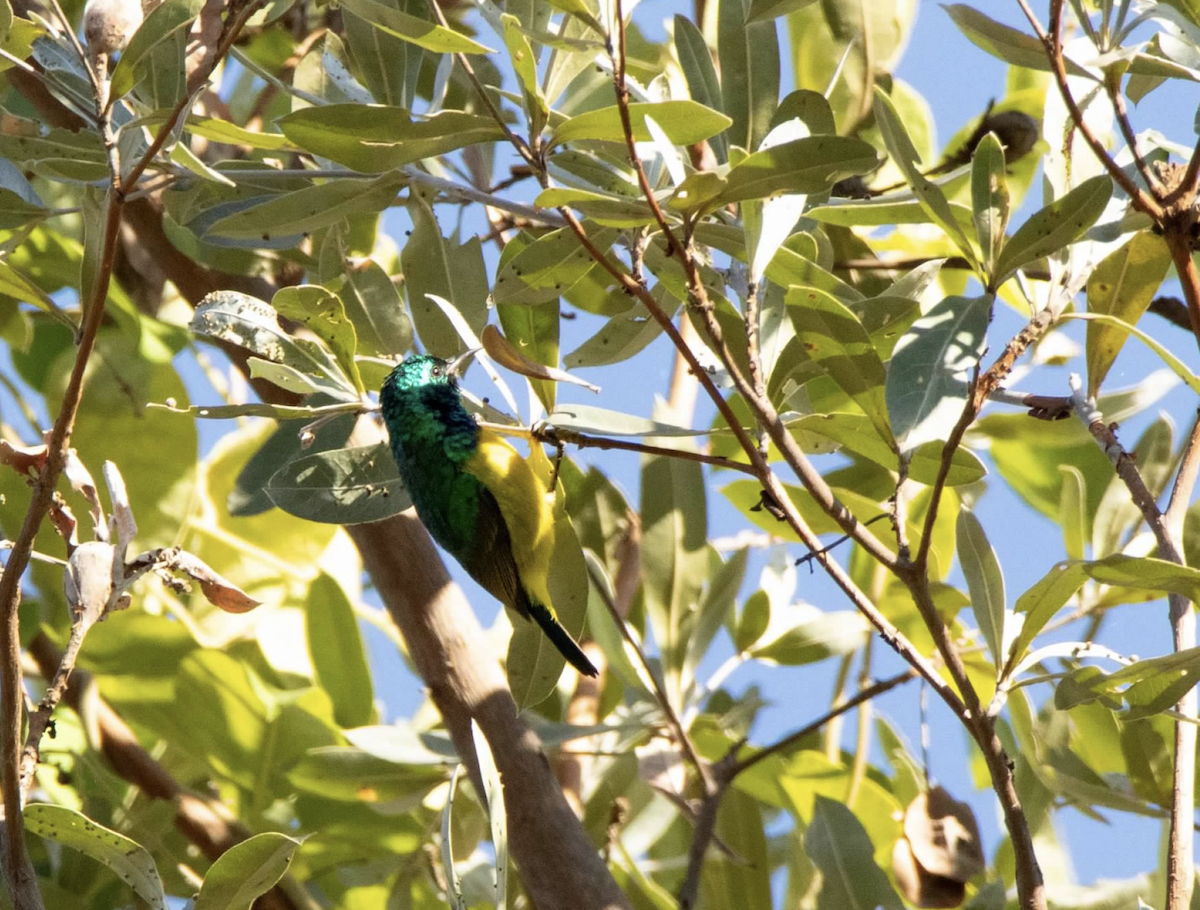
[{"xmin": 380, "ymin": 350, "xmax": 598, "ymax": 678}]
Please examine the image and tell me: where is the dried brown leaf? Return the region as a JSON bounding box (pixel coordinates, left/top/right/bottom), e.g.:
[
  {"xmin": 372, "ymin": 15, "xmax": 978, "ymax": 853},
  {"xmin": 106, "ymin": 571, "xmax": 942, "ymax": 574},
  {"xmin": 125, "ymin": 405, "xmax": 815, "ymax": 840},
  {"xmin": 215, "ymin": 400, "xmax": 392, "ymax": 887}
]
[
  {"xmin": 49, "ymin": 495, "xmax": 79, "ymax": 553},
  {"xmin": 481, "ymin": 324, "xmax": 600, "ymax": 393},
  {"xmin": 63, "ymin": 449, "xmax": 104, "ymax": 538},
  {"xmin": 0, "ymin": 440, "xmax": 47, "ymax": 476},
  {"xmin": 102, "ymin": 462, "xmax": 136, "ymax": 555},
  {"xmin": 170, "ymin": 550, "xmax": 261, "ymax": 613},
  {"xmin": 63, "ymin": 541, "xmax": 117, "ymax": 628}
]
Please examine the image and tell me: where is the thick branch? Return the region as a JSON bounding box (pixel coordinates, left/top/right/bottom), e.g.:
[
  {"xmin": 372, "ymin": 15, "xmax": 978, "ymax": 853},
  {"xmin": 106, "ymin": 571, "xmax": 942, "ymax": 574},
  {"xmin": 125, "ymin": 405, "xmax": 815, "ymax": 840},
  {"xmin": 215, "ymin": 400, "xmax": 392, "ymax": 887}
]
[{"xmin": 349, "ymin": 507, "xmax": 632, "ymax": 910}]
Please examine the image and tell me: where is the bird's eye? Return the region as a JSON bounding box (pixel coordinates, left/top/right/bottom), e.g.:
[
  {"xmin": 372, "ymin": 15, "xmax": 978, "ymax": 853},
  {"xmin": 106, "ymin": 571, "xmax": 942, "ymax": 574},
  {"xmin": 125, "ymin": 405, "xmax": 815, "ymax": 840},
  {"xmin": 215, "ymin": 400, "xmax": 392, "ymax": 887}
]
[{"xmin": 431, "ymin": 366, "xmax": 442, "ymax": 377}]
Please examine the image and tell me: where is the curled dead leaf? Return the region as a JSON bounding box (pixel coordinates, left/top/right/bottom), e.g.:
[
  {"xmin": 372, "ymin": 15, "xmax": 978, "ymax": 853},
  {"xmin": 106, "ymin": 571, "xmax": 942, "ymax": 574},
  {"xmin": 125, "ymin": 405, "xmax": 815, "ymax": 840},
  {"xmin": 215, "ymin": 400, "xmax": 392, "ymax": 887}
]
[
  {"xmin": 64, "ymin": 450, "xmax": 104, "ymax": 538},
  {"xmin": 0, "ymin": 440, "xmax": 47, "ymax": 477},
  {"xmin": 904, "ymin": 786, "xmax": 985, "ymax": 882},
  {"xmin": 170, "ymin": 550, "xmax": 261, "ymax": 613},
  {"xmin": 49, "ymin": 495, "xmax": 79, "ymax": 553},
  {"xmin": 481, "ymin": 324, "xmax": 600, "ymax": 394}
]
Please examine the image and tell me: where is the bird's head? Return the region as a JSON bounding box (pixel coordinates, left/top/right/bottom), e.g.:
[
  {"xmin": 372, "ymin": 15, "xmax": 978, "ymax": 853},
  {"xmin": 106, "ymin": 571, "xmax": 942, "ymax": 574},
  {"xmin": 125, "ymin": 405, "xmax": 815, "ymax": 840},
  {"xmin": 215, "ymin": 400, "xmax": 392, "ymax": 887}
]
[{"xmin": 383, "ymin": 350, "xmax": 479, "ymax": 394}]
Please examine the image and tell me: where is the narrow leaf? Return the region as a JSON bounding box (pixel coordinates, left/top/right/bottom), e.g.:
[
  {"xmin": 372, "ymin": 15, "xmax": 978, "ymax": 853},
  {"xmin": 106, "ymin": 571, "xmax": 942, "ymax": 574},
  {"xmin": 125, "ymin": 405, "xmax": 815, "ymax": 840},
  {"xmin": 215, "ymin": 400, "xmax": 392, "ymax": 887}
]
[
  {"xmin": 279, "ymin": 106, "xmax": 504, "ymax": 172},
  {"xmin": 873, "ymin": 86, "xmax": 978, "ymax": 264},
  {"xmin": 957, "ymin": 509, "xmax": 1005, "ymax": 668},
  {"xmin": 340, "ymin": 0, "xmax": 494, "ymax": 52},
  {"xmin": 971, "ymin": 132, "xmax": 1009, "ymax": 275},
  {"xmin": 550, "ymin": 100, "xmax": 732, "ymax": 148},
  {"xmin": 993, "ymin": 175, "xmax": 1113, "ymax": 285},
  {"xmin": 306, "ymin": 573, "xmax": 374, "ymax": 728},
  {"xmin": 785, "ymin": 286, "xmax": 893, "ymax": 445},
  {"xmin": 1084, "ymin": 231, "xmax": 1172, "ymax": 396}
]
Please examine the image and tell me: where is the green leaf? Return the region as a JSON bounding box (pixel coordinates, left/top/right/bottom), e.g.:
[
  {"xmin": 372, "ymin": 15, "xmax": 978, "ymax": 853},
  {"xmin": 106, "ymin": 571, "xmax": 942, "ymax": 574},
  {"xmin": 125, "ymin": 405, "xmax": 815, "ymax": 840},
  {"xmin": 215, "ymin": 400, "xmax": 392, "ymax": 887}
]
[
  {"xmin": 191, "ymin": 290, "xmax": 358, "ymax": 397},
  {"xmin": 194, "ymin": 833, "xmax": 301, "ymax": 910},
  {"xmin": 710, "ymin": 135, "xmax": 880, "ymax": 207},
  {"xmin": 944, "ymin": 4, "xmax": 1095, "ymax": 79},
  {"xmin": 971, "ymin": 131, "xmax": 1009, "ymax": 275},
  {"xmin": 340, "ymin": 0, "xmax": 494, "ymax": 52},
  {"xmin": 343, "ymin": 0, "xmax": 423, "ymax": 107},
  {"xmin": 641, "ymin": 454, "xmax": 708, "ymax": 692},
  {"xmin": 718, "ymin": 0, "xmax": 779, "ymax": 151},
  {"xmin": 272, "ymin": 285, "xmax": 364, "ymax": 394},
  {"xmin": 1084, "ymin": 232, "xmax": 1173, "ymax": 396},
  {"xmin": 1059, "ymin": 465, "xmax": 1088, "ymax": 561},
  {"xmin": 550, "ymin": 100, "xmax": 732, "ymax": 148},
  {"xmin": 806, "ymin": 797, "xmax": 904, "ymax": 910},
  {"xmin": 746, "ymin": 0, "xmax": 818, "ymax": 23},
  {"xmin": 687, "ymin": 547, "xmax": 748, "ymax": 673},
  {"xmin": 206, "ymin": 172, "xmax": 405, "ymax": 241},
  {"xmin": 279, "ymin": 106, "xmax": 504, "ymax": 172},
  {"xmin": 701, "ymin": 789, "xmax": 772, "ymax": 909},
  {"xmin": 957, "ymin": 508, "xmax": 1005, "ymax": 668},
  {"xmin": 508, "ymin": 501, "xmax": 590, "ymax": 707},
  {"xmin": 735, "ymin": 590, "xmax": 771, "ymax": 653},
  {"xmin": 267, "ymin": 443, "xmax": 409, "ymax": 524},
  {"xmin": 307, "ymin": 573, "xmax": 374, "ymax": 728},
  {"xmin": 337, "ymin": 257, "xmax": 412, "ymax": 357},
  {"xmin": 289, "ymin": 745, "xmax": 447, "ymax": 801},
  {"xmin": 493, "ymin": 225, "xmax": 617, "ymax": 305},
  {"xmin": 470, "ymin": 724, "xmax": 508, "ymax": 906},
  {"xmin": 546, "ymin": 404, "xmax": 704, "ymax": 437},
  {"xmin": 108, "ymin": 0, "xmax": 204, "ymax": 101},
  {"xmin": 25, "ymin": 805, "xmax": 165, "ymax": 909},
  {"xmin": 0, "ymin": 259, "xmax": 75, "ymax": 333},
  {"xmin": 1084, "ymin": 553, "xmax": 1200, "ymax": 601},
  {"xmin": 1063, "ymin": 313, "xmax": 1200, "ymax": 396},
  {"xmin": 533, "ymin": 188, "xmax": 655, "ymax": 227},
  {"xmin": 674, "ymin": 14, "xmax": 726, "ymax": 160},
  {"xmin": 808, "ymin": 195, "xmax": 976, "ymax": 230},
  {"xmin": 1056, "ymin": 648, "xmax": 1200, "ymax": 719},
  {"xmin": 873, "ymin": 86, "xmax": 978, "ymax": 264},
  {"xmin": 0, "ymin": 188, "xmax": 45, "ymax": 229},
  {"xmin": 994, "ymin": 175, "xmax": 1113, "ymax": 285},
  {"xmin": 441, "ymin": 766, "xmax": 466, "ymax": 910},
  {"xmin": 787, "ymin": 413, "xmax": 985, "ymax": 485},
  {"xmin": 751, "ymin": 609, "xmax": 866, "ymax": 665},
  {"xmin": 502, "ymin": 13, "xmax": 547, "ymax": 133},
  {"xmin": 785, "ymin": 286, "xmax": 893, "ymax": 445},
  {"xmin": 498, "ymin": 299, "xmax": 559, "ymax": 412},
  {"xmin": 173, "ymin": 651, "xmax": 270, "ymax": 789},
  {"xmin": 401, "ymin": 191, "xmax": 488, "ymax": 357},
  {"xmin": 885, "ymin": 294, "xmax": 991, "ymax": 454}
]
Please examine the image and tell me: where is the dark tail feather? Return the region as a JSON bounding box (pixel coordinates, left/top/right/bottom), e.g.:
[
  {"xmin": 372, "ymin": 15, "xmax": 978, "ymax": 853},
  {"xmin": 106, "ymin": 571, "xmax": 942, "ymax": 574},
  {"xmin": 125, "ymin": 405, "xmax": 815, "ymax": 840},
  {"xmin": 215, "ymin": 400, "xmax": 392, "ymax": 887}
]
[{"xmin": 527, "ymin": 600, "xmax": 599, "ymax": 677}]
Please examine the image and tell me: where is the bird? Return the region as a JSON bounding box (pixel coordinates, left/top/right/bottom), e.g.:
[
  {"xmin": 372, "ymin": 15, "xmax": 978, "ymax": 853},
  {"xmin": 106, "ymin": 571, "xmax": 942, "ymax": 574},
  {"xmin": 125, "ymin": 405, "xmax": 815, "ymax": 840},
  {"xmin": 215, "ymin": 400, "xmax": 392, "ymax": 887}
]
[{"xmin": 379, "ymin": 350, "xmax": 599, "ymax": 678}]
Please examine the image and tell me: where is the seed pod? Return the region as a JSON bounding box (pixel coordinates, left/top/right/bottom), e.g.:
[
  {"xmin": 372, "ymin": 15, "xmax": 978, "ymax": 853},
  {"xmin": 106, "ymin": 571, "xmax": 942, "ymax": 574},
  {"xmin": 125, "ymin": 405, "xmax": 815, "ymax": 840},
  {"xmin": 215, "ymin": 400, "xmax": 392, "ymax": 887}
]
[
  {"xmin": 83, "ymin": 0, "xmax": 143, "ymax": 56},
  {"xmin": 972, "ymin": 110, "xmax": 1040, "ymax": 164}
]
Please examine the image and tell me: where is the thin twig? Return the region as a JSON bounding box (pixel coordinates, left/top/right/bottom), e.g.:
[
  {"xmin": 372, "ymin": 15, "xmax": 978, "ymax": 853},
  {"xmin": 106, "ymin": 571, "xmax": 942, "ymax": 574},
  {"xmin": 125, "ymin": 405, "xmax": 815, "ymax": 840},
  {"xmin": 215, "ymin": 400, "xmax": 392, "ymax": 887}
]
[
  {"xmin": 583, "ymin": 557, "xmax": 710, "ymax": 789},
  {"xmin": 533, "ymin": 426, "xmax": 757, "ymax": 475},
  {"xmin": 677, "ymin": 669, "xmax": 918, "ymax": 910},
  {"xmin": 1014, "ymin": 0, "xmax": 1162, "ymax": 219},
  {"xmin": 425, "ymin": 0, "xmax": 536, "ymax": 169},
  {"xmin": 1069, "ymin": 373, "xmax": 1194, "ymax": 910}
]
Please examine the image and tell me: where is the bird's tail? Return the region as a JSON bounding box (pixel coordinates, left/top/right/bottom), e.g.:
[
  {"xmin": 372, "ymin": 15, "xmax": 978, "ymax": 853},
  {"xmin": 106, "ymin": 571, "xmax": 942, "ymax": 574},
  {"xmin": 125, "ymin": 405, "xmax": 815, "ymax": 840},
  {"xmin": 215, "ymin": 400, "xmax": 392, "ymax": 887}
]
[{"xmin": 527, "ymin": 600, "xmax": 599, "ymax": 677}]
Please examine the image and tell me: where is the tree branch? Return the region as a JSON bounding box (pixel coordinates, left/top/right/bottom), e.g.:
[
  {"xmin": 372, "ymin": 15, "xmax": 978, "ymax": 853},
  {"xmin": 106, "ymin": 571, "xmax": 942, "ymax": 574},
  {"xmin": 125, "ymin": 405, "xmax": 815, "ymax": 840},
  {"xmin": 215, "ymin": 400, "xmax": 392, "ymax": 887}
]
[{"xmin": 1068, "ymin": 374, "xmax": 1194, "ymax": 910}]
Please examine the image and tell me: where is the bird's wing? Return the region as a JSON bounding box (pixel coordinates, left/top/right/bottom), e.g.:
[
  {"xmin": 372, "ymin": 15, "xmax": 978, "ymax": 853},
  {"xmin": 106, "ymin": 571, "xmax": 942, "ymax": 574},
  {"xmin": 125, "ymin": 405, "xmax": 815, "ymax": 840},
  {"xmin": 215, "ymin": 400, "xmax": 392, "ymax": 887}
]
[
  {"xmin": 462, "ymin": 428, "xmax": 556, "ymax": 609},
  {"xmin": 457, "ymin": 486, "xmax": 527, "ymax": 615}
]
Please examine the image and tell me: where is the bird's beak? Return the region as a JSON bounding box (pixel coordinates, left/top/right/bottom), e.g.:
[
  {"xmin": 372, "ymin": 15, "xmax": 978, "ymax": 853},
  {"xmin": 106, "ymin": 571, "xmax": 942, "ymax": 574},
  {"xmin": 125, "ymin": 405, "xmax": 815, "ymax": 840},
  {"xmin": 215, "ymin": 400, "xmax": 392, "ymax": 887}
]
[{"xmin": 445, "ymin": 347, "xmax": 481, "ymax": 378}]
